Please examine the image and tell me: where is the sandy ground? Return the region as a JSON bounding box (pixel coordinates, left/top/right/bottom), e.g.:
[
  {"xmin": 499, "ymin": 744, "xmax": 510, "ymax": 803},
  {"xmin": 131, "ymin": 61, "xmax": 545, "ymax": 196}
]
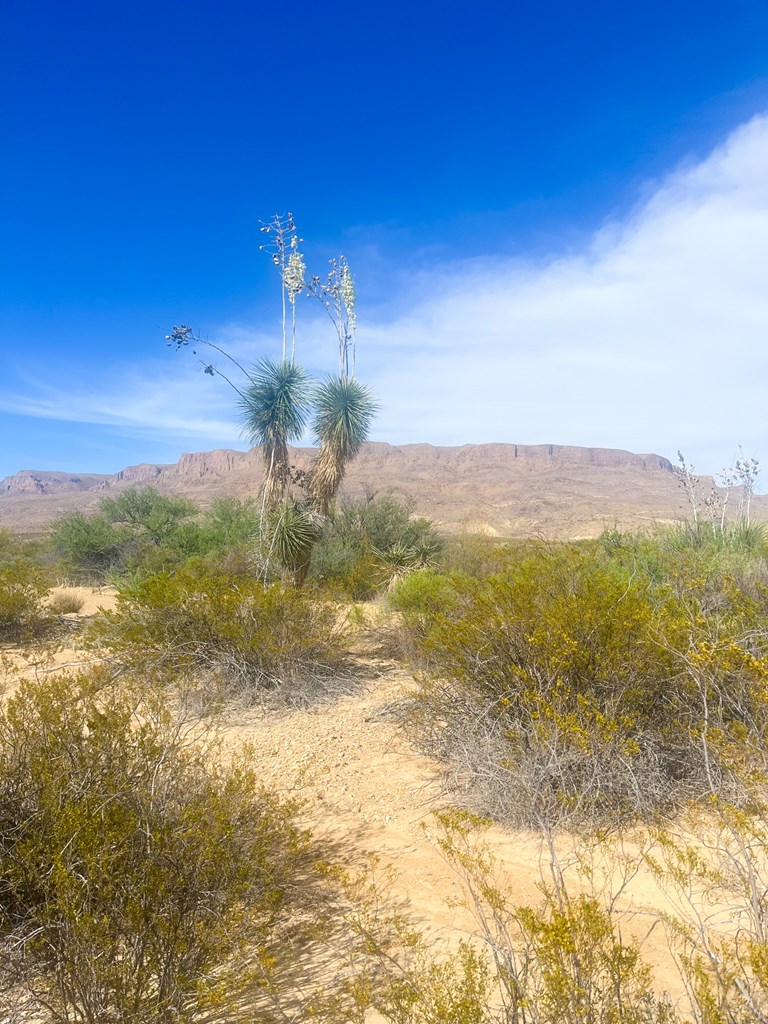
[
  {"xmin": 223, "ymin": 661, "xmax": 691, "ymax": 1003},
  {"xmin": 2, "ymin": 588, "xmax": 716, "ymax": 1011},
  {"xmin": 1, "ymin": 586, "xmax": 117, "ymax": 687}
]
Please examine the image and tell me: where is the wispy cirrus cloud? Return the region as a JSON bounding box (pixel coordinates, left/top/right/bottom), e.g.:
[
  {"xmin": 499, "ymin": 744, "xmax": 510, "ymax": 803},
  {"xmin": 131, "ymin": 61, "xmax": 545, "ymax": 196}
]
[{"xmin": 0, "ymin": 367, "xmax": 241, "ymax": 444}]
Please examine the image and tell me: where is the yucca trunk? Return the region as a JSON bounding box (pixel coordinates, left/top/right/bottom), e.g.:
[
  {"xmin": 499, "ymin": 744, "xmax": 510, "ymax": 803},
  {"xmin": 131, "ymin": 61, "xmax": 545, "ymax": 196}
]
[
  {"xmin": 310, "ymin": 441, "xmax": 350, "ymax": 514},
  {"xmin": 262, "ymin": 441, "xmax": 291, "ymax": 508}
]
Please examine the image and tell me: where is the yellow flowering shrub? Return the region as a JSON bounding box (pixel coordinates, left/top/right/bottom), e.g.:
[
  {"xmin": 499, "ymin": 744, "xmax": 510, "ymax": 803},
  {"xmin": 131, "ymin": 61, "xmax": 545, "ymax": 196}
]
[{"xmin": 407, "ymin": 545, "xmax": 768, "ymax": 825}]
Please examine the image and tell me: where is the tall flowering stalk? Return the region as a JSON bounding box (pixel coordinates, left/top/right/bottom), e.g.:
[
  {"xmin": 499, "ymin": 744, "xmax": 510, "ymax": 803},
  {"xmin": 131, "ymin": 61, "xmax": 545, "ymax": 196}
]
[
  {"xmin": 283, "ymin": 237, "xmax": 306, "ymax": 365},
  {"xmin": 308, "ymin": 255, "xmax": 357, "ymax": 380},
  {"xmin": 259, "ymin": 213, "xmax": 305, "ymax": 363}
]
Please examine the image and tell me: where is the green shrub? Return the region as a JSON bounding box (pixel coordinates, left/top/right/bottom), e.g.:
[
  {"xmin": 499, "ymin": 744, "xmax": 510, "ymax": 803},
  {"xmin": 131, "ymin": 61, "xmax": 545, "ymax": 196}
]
[
  {"xmin": 51, "ymin": 487, "xmax": 198, "ymax": 580},
  {"xmin": 389, "ymin": 569, "xmax": 464, "ymax": 618},
  {"xmin": 310, "ymin": 494, "xmax": 443, "ymax": 596},
  {"xmin": 436, "ymin": 531, "xmax": 517, "ymax": 578},
  {"xmin": 199, "ymin": 496, "xmax": 261, "ymax": 550},
  {"xmin": 0, "ymin": 529, "xmax": 51, "ymax": 567},
  {"xmin": 386, "ymin": 570, "xmax": 466, "ymax": 659},
  {"xmin": 403, "ymin": 544, "xmax": 768, "ymax": 826},
  {"xmin": 98, "ymin": 486, "xmax": 198, "ymax": 541},
  {"xmin": 89, "ymin": 564, "xmax": 348, "ymax": 703},
  {"xmin": 50, "ymin": 509, "xmax": 133, "ymax": 579},
  {"xmin": 0, "ymin": 671, "xmax": 315, "ymax": 1023},
  {"xmin": 0, "ymin": 529, "xmax": 17, "ymax": 563},
  {"xmin": 312, "ymin": 542, "xmax": 380, "ymax": 600},
  {"xmin": 0, "ymin": 559, "xmax": 50, "ymax": 642},
  {"xmin": 51, "ymin": 491, "xmax": 264, "ymax": 582}
]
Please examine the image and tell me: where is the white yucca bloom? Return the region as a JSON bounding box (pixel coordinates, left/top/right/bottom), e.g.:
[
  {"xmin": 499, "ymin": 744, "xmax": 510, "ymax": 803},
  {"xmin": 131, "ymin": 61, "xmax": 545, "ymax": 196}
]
[
  {"xmin": 284, "ymin": 242, "xmax": 306, "ymax": 305},
  {"xmin": 340, "ymin": 259, "xmax": 356, "ymax": 333}
]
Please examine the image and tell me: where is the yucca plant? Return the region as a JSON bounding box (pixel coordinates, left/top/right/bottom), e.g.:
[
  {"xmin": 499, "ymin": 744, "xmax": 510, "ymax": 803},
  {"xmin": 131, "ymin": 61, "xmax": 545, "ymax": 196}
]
[
  {"xmin": 168, "ymin": 217, "xmax": 377, "ymax": 583},
  {"xmin": 239, "ymin": 359, "xmax": 312, "ymax": 508},
  {"xmin": 267, "ymin": 498, "xmax": 322, "ymax": 584},
  {"xmin": 310, "ymin": 377, "xmax": 377, "ymax": 514}
]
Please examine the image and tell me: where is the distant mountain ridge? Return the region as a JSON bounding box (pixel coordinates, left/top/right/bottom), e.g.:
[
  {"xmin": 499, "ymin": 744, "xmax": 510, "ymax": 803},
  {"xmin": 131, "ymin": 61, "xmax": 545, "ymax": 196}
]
[
  {"xmin": 0, "ymin": 470, "xmax": 109, "ymax": 497},
  {"xmin": 0, "ymin": 441, "xmax": 740, "ymax": 538}
]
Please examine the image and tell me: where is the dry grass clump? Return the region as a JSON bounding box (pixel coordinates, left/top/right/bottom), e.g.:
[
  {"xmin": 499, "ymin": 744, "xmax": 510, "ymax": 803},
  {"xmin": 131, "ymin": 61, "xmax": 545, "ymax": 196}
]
[{"xmin": 47, "ymin": 588, "xmax": 86, "ymax": 614}]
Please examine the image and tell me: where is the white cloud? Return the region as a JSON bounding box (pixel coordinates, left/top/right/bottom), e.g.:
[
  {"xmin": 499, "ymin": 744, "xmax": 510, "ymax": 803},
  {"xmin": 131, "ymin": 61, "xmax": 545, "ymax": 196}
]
[
  {"xmin": 357, "ymin": 114, "xmax": 768, "ymax": 475},
  {"xmin": 0, "ymin": 366, "xmax": 242, "ymax": 445},
  {"xmin": 3, "ymin": 114, "xmax": 768, "ymax": 478}
]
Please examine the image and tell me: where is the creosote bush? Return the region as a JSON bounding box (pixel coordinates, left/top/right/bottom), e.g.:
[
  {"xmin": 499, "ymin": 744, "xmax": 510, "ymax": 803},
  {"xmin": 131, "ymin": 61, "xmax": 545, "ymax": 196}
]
[
  {"xmin": 89, "ymin": 562, "xmax": 348, "ymax": 704},
  {"xmin": 397, "ymin": 543, "xmax": 768, "ymax": 827},
  {"xmin": 337, "ymin": 810, "xmax": 678, "ymax": 1024},
  {"xmin": 0, "ymin": 671, "xmax": 316, "ymax": 1023},
  {"xmin": 51, "ymin": 488, "xmax": 261, "ymax": 582},
  {"xmin": 650, "ymin": 799, "xmax": 768, "ymax": 1024},
  {"xmin": 0, "ymin": 559, "xmax": 51, "ymax": 642}
]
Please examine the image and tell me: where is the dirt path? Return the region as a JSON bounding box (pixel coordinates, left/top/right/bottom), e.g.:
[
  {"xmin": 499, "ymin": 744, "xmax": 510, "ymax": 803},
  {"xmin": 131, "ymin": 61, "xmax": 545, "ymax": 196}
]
[
  {"xmin": 221, "ymin": 662, "xmax": 683, "ymax": 1004},
  {"xmin": 222, "ymin": 662, "xmax": 497, "ymax": 941}
]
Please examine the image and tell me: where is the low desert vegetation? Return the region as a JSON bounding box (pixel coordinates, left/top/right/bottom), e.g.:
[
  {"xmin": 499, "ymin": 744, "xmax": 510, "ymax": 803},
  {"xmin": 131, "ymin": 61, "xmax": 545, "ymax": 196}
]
[
  {"xmin": 0, "ymin": 671, "xmax": 329, "ymax": 1023},
  {"xmin": 389, "ymin": 529, "xmax": 768, "ymax": 828},
  {"xmin": 88, "ymin": 562, "xmax": 350, "ymax": 707},
  {"xmin": 5, "ymin": 508, "xmax": 768, "ymax": 1020},
  {"xmin": 359, "ymin": 803, "xmax": 768, "ymax": 1024},
  {"xmin": 50, "ymin": 488, "xmax": 261, "ymax": 582},
  {"xmin": 0, "ymin": 559, "xmax": 51, "ymax": 643},
  {"xmin": 46, "ymin": 588, "xmax": 85, "ymax": 615},
  {"xmin": 309, "ymin": 492, "xmax": 443, "ymax": 598},
  {"xmin": 49, "ymin": 484, "xmax": 440, "ymax": 596}
]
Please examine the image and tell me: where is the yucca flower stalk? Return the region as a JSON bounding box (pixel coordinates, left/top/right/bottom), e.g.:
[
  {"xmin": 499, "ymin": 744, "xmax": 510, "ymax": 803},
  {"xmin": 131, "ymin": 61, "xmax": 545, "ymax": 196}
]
[
  {"xmin": 283, "ymin": 237, "xmax": 306, "ymax": 365},
  {"xmin": 308, "ymin": 255, "xmax": 357, "ymax": 380},
  {"xmin": 310, "ymin": 377, "xmax": 377, "ymax": 514},
  {"xmin": 259, "ymin": 213, "xmax": 304, "ymax": 362}
]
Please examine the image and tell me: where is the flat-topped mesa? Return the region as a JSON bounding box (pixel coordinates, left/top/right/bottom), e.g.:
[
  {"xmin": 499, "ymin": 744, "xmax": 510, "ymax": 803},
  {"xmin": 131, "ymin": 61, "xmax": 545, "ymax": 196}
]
[
  {"xmin": 175, "ymin": 449, "xmax": 252, "ymax": 478},
  {"xmin": 98, "ymin": 464, "xmax": 169, "ymax": 490},
  {"xmin": 0, "ymin": 441, "xmax": 705, "ymax": 539},
  {"xmin": 0, "ymin": 442, "xmax": 676, "ymax": 499},
  {"xmin": 94, "ymin": 450, "xmax": 261, "ymax": 491},
  {"xmin": 350, "ymin": 442, "xmax": 675, "ymax": 474}
]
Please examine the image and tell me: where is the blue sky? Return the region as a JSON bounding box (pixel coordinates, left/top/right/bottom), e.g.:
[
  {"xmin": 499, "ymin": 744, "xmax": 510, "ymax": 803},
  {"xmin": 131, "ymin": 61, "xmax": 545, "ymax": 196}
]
[{"xmin": 2, "ymin": 0, "xmax": 768, "ymax": 481}]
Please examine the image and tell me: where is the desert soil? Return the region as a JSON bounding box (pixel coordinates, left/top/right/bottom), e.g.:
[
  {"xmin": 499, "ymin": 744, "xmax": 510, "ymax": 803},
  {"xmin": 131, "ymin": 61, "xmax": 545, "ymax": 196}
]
[{"xmin": 3, "ymin": 586, "xmax": 699, "ymax": 1010}]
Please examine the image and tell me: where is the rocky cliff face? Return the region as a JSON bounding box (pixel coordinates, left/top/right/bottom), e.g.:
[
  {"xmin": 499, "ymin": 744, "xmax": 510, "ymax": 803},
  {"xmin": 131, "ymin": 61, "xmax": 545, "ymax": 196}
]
[
  {"xmin": 0, "ymin": 441, "xmax": 706, "ymax": 538},
  {"xmin": 0, "ymin": 470, "xmax": 108, "ymax": 497},
  {"xmin": 0, "ymin": 443, "xmax": 676, "ymax": 499}
]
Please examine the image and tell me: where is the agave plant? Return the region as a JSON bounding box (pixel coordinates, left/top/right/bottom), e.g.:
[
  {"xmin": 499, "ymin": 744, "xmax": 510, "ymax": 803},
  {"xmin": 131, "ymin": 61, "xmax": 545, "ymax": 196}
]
[
  {"xmin": 310, "ymin": 377, "xmax": 377, "ymax": 514},
  {"xmin": 373, "ymin": 540, "xmax": 437, "ymax": 590},
  {"xmin": 239, "ymin": 359, "xmax": 311, "ymax": 508}
]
